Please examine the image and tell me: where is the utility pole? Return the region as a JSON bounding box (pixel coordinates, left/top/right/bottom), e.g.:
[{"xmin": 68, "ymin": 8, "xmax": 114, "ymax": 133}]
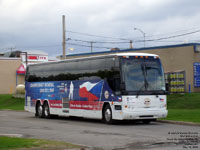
[
  {"xmin": 62, "ymin": 15, "xmax": 66, "ymax": 59},
  {"xmin": 91, "ymin": 41, "xmax": 93, "ymax": 53},
  {"xmin": 8, "ymin": 47, "xmax": 16, "ymax": 53},
  {"xmin": 130, "ymin": 40, "xmax": 133, "ymax": 49},
  {"xmin": 7, "ymin": 47, "xmax": 16, "ymax": 57}
]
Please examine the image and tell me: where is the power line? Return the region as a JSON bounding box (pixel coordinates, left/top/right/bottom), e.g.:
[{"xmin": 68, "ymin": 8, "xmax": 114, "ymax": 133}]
[
  {"xmin": 66, "ymin": 30, "xmax": 130, "ymax": 41},
  {"xmin": 17, "ymin": 44, "xmax": 61, "ymax": 49},
  {"xmin": 67, "ymin": 28, "xmax": 200, "ymax": 43},
  {"xmin": 68, "ymin": 38, "xmax": 130, "ymax": 44},
  {"xmin": 137, "ymin": 29, "xmax": 200, "ymax": 42},
  {"xmin": 152, "ymin": 40, "xmax": 185, "ymax": 43},
  {"xmin": 68, "ymin": 28, "xmax": 200, "ymax": 46},
  {"xmin": 0, "ymin": 45, "xmax": 61, "ymax": 52},
  {"xmin": 67, "ymin": 29, "xmax": 200, "ymax": 45},
  {"xmin": 67, "ymin": 42, "xmax": 112, "ymax": 49},
  {"xmin": 144, "ymin": 27, "xmax": 198, "ymax": 39},
  {"xmin": 1, "ymin": 29, "xmax": 199, "ymax": 53}
]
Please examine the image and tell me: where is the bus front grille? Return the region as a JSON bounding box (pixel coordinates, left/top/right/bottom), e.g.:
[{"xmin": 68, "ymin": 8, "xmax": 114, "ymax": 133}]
[{"xmin": 139, "ymin": 115, "xmax": 154, "ymax": 118}]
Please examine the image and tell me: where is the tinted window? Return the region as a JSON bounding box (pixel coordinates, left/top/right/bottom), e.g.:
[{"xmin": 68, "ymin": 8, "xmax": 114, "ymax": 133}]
[
  {"xmin": 27, "ymin": 56, "xmax": 120, "ymax": 88},
  {"xmin": 90, "ymin": 58, "xmax": 106, "ymax": 72},
  {"xmin": 121, "ymin": 56, "xmax": 165, "ymax": 92}
]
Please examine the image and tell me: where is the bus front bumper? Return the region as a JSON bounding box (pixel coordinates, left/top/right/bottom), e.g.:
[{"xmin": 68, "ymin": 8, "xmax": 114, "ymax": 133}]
[{"xmin": 113, "ymin": 109, "xmax": 168, "ymax": 120}]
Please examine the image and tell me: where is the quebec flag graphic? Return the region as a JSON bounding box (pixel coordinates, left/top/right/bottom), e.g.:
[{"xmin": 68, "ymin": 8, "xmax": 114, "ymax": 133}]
[{"xmin": 79, "ymin": 81, "xmax": 104, "ymax": 101}]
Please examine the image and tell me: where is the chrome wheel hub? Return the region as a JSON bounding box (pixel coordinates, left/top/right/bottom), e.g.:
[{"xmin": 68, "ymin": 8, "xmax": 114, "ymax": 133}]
[
  {"xmin": 44, "ymin": 106, "xmax": 48, "ymax": 116},
  {"xmin": 105, "ymin": 109, "xmax": 111, "ymax": 122},
  {"xmin": 38, "ymin": 105, "xmax": 43, "ymax": 116}
]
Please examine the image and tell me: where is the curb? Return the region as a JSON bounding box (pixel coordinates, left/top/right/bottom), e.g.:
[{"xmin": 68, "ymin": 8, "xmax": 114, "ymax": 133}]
[
  {"xmin": 0, "ymin": 110, "xmax": 25, "ymax": 112},
  {"xmin": 158, "ymin": 120, "xmax": 200, "ymax": 127},
  {"xmin": 0, "ymin": 134, "xmax": 23, "ymax": 137}
]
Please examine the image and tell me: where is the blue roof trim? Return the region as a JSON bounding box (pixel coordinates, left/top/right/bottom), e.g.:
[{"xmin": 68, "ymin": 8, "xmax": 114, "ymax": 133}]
[{"xmin": 63, "ymin": 43, "xmax": 200, "ymax": 57}]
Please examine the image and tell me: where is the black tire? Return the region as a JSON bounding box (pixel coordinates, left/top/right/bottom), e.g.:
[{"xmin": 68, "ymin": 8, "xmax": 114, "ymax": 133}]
[
  {"xmin": 43, "ymin": 102, "xmax": 51, "ymax": 119},
  {"xmin": 103, "ymin": 104, "xmax": 113, "ymax": 124},
  {"xmin": 36, "ymin": 102, "xmax": 43, "ymax": 118},
  {"xmin": 142, "ymin": 119, "xmax": 151, "ymax": 124}
]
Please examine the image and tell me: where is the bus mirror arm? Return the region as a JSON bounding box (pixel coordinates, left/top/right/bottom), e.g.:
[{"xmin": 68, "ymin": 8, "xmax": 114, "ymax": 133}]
[
  {"xmin": 120, "ymin": 82, "xmax": 125, "ymax": 91},
  {"xmin": 161, "ymin": 90, "xmax": 169, "ymax": 95},
  {"xmin": 165, "ymin": 91, "xmax": 169, "ymax": 95},
  {"xmin": 120, "ymin": 82, "xmax": 128, "ymax": 95}
]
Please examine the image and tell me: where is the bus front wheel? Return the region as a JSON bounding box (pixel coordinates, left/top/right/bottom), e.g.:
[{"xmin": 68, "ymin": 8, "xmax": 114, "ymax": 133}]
[
  {"xmin": 103, "ymin": 104, "xmax": 113, "ymax": 124},
  {"xmin": 142, "ymin": 119, "xmax": 151, "ymax": 124}
]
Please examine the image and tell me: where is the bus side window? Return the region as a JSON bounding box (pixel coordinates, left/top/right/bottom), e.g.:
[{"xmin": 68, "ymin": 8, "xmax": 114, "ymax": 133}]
[
  {"xmin": 107, "ymin": 74, "xmax": 121, "ymax": 94},
  {"xmin": 90, "ymin": 58, "xmax": 105, "ymax": 73},
  {"xmin": 105, "ymin": 57, "xmax": 121, "ymax": 94},
  {"xmin": 79, "ymin": 76, "xmax": 101, "ymax": 80}
]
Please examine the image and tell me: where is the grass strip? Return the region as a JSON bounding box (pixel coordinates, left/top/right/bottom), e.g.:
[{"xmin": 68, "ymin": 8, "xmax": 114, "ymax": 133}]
[
  {"xmin": 0, "ymin": 94, "xmax": 24, "ymax": 111},
  {"xmin": 167, "ymin": 93, "xmax": 200, "ymax": 109},
  {"xmin": 0, "ymin": 136, "xmax": 83, "ymax": 150},
  {"xmin": 163, "ymin": 109, "xmax": 200, "ymax": 123},
  {"xmin": 162, "ymin": 93, "xmax": 200, "ymax": 123}
]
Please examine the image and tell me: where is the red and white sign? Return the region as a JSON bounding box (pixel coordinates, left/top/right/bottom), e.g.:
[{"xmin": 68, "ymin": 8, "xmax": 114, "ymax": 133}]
[
  {"xmin": 27, "ymin": 55, "xmax": 48, "ymax": 61},
  {"xmin": 21, "ymin": 52, "xmax": 48, "ymax": 63},
  {"xmin": 16, "ymin": 64, "xmax": 26, "ymax": 74}
]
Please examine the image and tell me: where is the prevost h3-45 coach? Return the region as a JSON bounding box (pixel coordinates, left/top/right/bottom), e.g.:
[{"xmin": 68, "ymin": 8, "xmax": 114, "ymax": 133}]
[{"xmin": 25, "ymin": 52, "xmax": 168, "ymax": 124}]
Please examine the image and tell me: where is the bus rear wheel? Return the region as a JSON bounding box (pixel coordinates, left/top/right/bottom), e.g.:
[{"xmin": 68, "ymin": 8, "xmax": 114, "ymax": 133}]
[
  {"xmin": 43, "ymin": 102, "xmax": 51, "ymax": 119},
  {"xmin": 103, "ymin": 104, "xmax": 113, "ymax": 124},
  {"xmin": 36, "ymin": 102, "xmax": 43, "ymax": 118}
]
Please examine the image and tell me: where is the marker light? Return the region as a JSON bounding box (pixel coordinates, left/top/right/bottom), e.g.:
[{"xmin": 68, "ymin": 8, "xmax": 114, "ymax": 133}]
[{"xmin": 140, "ymin": 56, "xmax": 143, "ymax": 58}]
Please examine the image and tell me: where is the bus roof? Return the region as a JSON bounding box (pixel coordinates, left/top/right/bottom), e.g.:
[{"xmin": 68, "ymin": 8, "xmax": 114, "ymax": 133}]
[
  {"xmin": 28, "ymin": 52, "xmax": 159, "ymax": 67},
  {"xmin": 115, "ymin": 52, "xmax": 158, "ymax": 57}
]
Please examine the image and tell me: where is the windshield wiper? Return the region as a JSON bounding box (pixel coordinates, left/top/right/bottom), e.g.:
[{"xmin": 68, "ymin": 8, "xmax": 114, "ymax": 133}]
[
  {"xmin": 147, "ymin": 83, "xmax": 168, "ymax": 96},
  {"xmin": 159, "ymin": 89, "xmax": 168, "ymax": 95},
  {"xmin": 144, "ymin": 81, "xmax": 159, "ymax": 97},
  {"xmin": 136, "ymin": 83, "xmax": 145, "ymax": 98},
  {"xmin": 136, "ymin": 63, "xmax": 147, "ymax": 98}
]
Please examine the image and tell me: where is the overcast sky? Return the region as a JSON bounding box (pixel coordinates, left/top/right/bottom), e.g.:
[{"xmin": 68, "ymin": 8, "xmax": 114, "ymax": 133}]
[{"xmin": 0, "ymin": 0, "xmax": 200, "ymax": 58}]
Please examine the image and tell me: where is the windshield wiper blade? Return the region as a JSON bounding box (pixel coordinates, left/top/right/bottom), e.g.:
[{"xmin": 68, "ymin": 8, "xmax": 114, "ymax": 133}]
[
  {"xmin": 145, "ymin": 81, "xmax": 159, "ymax": 97},
  {"xmin": 159, "ymin": 89, "xmax": 168, "ymax": 94},
  {"xmin": 147, "ymin": 83, "xmax": 168, "ymax": 96},
  {"xmin": 136, "ymin": 84, "xmax": 145, "ymax": 98},
  {"xmin": 136, "ymin": 63, "xmax": 148, "ymax": 98}
]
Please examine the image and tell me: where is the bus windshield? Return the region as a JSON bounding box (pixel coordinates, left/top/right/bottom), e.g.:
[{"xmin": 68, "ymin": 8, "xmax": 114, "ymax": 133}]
[{"xmin": 121, "ymin": 56, "xmax": 165, "ymax": 93}]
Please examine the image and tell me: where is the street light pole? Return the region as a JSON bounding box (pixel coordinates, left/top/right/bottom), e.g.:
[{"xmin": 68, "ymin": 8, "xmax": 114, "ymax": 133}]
[
  {"xmin": 65, "ymin": 37, "xmax": 71, "ymax": 52},
  {"xmin": 134, "ymin": 28, "xmax": 145, "ymax": 47},
  {"xmin": 62, "ymin": 15, "xmax": 66, "ymax": 59}
]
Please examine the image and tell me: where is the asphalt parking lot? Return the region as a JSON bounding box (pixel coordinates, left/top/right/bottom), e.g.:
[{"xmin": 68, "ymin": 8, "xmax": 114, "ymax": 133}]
[{"xmin": 0, "ymin": 110, "xmax": 199, "ymax": 150}]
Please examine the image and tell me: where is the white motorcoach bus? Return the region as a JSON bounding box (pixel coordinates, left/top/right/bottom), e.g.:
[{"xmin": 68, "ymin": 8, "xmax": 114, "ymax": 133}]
[{"xmin": 25, "ymin": 52, "xmax": 168, "ymax": 124}]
